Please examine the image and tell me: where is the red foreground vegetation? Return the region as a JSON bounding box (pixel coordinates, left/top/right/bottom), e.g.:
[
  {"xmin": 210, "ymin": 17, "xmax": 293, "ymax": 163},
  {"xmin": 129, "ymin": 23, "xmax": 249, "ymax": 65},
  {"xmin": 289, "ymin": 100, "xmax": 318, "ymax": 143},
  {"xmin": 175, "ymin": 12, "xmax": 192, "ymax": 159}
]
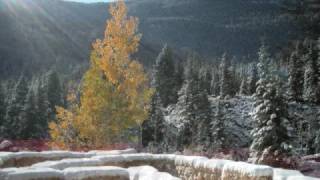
[{"xmin": 0, "ymin": 139, "xmax": 137, "ymax": 152}]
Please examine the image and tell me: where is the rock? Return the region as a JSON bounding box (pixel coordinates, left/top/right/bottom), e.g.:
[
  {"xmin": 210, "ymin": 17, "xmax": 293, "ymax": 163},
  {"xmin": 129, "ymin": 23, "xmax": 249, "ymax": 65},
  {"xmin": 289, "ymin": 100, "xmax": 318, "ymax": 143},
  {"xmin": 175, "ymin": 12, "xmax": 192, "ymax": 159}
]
[{"xmin": 0, "ymin": 140, "xmax": 13, "ymax": 150}]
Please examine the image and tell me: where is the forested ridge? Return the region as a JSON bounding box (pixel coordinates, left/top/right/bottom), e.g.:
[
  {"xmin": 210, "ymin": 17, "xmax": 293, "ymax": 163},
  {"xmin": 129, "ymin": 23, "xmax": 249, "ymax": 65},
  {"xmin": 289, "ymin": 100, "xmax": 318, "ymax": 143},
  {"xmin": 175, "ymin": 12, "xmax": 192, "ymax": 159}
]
[
  {"xmin": 0, "ymin": 0, "xmax": 297, "ymax": 79},
  {"xmin": 1, "ymin": 0, "xmax": 320, "ymax": 175}
]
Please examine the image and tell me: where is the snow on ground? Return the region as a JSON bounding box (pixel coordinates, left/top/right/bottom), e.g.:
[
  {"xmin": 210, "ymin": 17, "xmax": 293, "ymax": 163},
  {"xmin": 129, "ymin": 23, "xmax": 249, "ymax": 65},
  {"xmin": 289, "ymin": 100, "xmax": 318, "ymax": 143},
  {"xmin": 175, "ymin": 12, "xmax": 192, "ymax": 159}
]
[
  {"xmin": 122, "ymin": 153, "xmax": 154, "ymax": 162},
  {"xmin": 63, "ymin": 166, "xmax": 129, "ymax": 180},
  {"xmin": 222, "ymin": 161, "xmax": 273, "ymax": 177},
  {"xmin": 287, "ymin": 176, "xmax": 320, "ymax": 180},
  {"xmin": 31, "ymin": 158, "xmax": 103, "ymax": 170},
  {"xmin": 273, "ymin": 168, "xmax": 304, "ymax": 180},
  {"xmin": 5, "ymin": 167, "xmax": 63, "ymax": 180},
  {"xmin": 175, "ymin": 155, "xmax": 208, "ymax": 166},
  {"xmin": 87, "ymin": 148, "xmax": 137, "ymax": 156},
  {"xmin": 202, "ymin": 159, "xmax": 232, "ymax": 170},
  {"xmin": 128, "ymin": 166, "xmax": 180, "ymax": 180}
]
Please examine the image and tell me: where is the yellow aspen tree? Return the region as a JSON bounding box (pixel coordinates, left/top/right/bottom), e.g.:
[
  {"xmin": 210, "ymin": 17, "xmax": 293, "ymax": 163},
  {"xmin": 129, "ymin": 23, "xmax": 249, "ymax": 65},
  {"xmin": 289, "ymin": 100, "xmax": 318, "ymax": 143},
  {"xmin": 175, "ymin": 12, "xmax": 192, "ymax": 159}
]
[
  {"xmin": 92, "ymin": 0, "xmax": 153, "ymax": 145},
  {"xmin": 50, "ymin": 1, "xmax": 153, "ymax": 148},
  {"xmin": 49, "ymin": 92, "xmax": 80, "ymax": 149}
]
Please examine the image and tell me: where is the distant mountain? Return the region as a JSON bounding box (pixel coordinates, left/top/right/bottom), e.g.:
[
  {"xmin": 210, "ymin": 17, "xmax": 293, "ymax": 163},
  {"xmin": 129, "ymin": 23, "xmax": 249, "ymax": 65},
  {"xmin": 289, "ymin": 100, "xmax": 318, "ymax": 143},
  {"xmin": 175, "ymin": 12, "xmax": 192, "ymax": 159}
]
[{"xmin": 0, "ymin": 0, "xmax": 298, "ymax": 78}]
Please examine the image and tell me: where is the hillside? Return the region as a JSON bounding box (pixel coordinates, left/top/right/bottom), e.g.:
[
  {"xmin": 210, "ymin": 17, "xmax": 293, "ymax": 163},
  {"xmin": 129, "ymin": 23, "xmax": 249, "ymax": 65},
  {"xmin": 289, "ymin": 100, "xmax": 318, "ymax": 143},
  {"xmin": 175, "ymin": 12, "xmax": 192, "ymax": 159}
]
[{"xmin": 0, "ymin": 0, "xmax": 298, "ymax": 78}]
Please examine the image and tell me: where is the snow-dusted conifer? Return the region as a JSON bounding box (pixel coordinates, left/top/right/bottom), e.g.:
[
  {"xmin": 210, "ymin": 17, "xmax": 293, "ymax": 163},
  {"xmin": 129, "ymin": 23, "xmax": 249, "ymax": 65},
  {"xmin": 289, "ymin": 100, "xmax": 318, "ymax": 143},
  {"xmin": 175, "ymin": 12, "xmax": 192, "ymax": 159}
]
[
  {"xmin": 210, "ymin": 101, "xmax": 225, "ymax": 150},
  {"xmin": 0, "ymin": 83, "xmax": 6, "ymax": 133},
  {"xmin": 176, "ymin": 55, "xmax": 212, "ymax": 149},
  {"xmin": 20, "ymin": 90, "xmax": 38, "ymax": 138},
  {"xmin": 210, "ymin": 70, "xmax": 220, "ymax": 96},
  {"xmin": 199, "ymin": 66, "xmax": 212, "ymax": 94},
  {"xmin": 5, "ymin": 76, "xmax": 29, "ymax": 138},
  {"xmin": 239, "ymin": 76, "xmax": 249, "ymax": 95},
  {"xmin": 153, "ymin": 45, "xmax": 178, "ymax": 106},
  {"xmin": 142, "ymin": 93, "xmax": 165, "ymax": 148},
  {"xmin": 250, "ymin": 44, "xmax": 291, "ymax": 164},
  {"xmin": 288, "ymin": 51, "xmax": 304, "ymax": 101},
  {"xmin": 303, "ymin": 45, "xmax": 320, "ymax": 103},
  {"xmin": 47, "ymin": 71, "xmax": 63, "ymax": 119},
  {"xmin": 219, "ymin": 53, "xmax": 232, "ymax": 98},
  {"xmin": 36, "ymin": 81, "xmax": 50, "ymax": 137},
  {"xmin": 248, "ymin": 63, "xmax": 259, "ymax": 95}
]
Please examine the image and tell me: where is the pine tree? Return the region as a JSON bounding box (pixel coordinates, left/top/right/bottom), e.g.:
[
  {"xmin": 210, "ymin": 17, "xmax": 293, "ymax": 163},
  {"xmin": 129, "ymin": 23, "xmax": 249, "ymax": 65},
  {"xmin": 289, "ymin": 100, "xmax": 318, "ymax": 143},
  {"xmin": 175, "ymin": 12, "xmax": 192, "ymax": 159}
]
[
  {"xmin": 5, "ymin": 77, "xmax": 29, "ymax": 138},
  {"xmin": 239, "ymin": 76, "xmax": 249, "ymax": 95},
  {"xmin": 20, "ymin": 90, "xmax": 38, "ymax": 139},
  {"xmin": 153, "ymin": 45, "xmax": 178, "ymax": 106},
  {"xmin": 142, "ymin": 93, "xmax": 165, "ymax": 149},
  {"xmin": 174, "ymin": 60, "xmax": 185, "ymax": 93},
  {"xmin": 210, "ymin": 101, "xmax": 225, "ymax": 150},
  {"xmin": 250, "ymin": 45, "xmax": 291, "ymax": 164},
  {"xmin": 47, "ymin": 71, "xmax": 63, "ymax": 120},
  {"xmin": 199, "ymin": 66, "xmax": 212, "ymax": 94},
  {"xmin": 248, "ymin": 63, "xmax": 259, "ymax": 95},
  {"xmin": 288, "ymin": 51, "xmax": 304, "ymax": 101},
  {"xmin": 177, "ymin": 56, "xmax": 212, "ymax": 149},
  {"xmin": 210, "ymin": 70, "xmax": 220, "ymax": 96},
  {"xmin": 219, "ymin": 53, "xmax": 232, "ymax": 98},
  {"xmin": 303, "ymin": 45, "xmax": 320, "ymax": 103},
  {"xmin": 0, "ymin": 83, "xmax": 6, "ymax": 134},
  {"xmin": 195, "ymin": 87, "xmax": 212, "ymax": 150},
  {"xmin": 37, "ymin": 82, "xmax": 50, "ymax": 138}
]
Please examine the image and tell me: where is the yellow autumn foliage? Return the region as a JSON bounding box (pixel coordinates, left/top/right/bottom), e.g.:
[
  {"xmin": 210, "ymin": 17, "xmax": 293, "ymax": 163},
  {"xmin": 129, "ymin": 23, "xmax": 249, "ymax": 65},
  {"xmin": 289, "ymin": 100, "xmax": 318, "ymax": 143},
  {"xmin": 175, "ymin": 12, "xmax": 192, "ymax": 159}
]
[{"xmin": 50, "ymin": 1, "xmax": 153, "ymax": 148}]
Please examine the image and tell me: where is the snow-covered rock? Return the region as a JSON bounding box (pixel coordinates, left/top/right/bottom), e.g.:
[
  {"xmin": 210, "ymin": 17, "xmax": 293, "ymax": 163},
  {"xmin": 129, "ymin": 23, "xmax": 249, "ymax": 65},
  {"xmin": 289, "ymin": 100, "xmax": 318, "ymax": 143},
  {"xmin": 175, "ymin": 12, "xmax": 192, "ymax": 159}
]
[
  {"xmin": 128, "ymin": 166, "xmax": 180, "ymax": 180},
  {"xmin": 31, "ymin": 158, "xmax": 103, "ymax": 170},
  {"xmin": 5, "ymin": 167, "xmax": 63, "ymax": 180},
  {"xmin": 0, "ymin": 140, "xmax": 13, "ymax": 150},
  {"xmin": 92, "ymin": 154, "xmax": 125, "ymax": 165},
  {"xmin": 273, "ymin": 168, "xmax": 304, "ymax": 180},
  {"xmin": 87, "ymin": 148, "xmax": 137, "ymax": 156},
  {"xmin": 63, "ymin": 166, "xmax": 129, "ymax": 180},
  {"xmin": 287, "ymin": 176, "xmax": 320, "ymax": 180},
  {"xmin": 222, "ymin": 161, "xmax": 273, "ymax": 180}
]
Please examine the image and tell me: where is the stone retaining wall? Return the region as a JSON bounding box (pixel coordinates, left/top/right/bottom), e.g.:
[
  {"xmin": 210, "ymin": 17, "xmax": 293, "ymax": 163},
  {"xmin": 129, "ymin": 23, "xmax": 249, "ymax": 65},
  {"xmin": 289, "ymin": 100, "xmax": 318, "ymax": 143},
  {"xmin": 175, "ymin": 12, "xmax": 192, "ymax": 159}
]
[{"xmin": 0, "ymin": 149, "xmax": 317, "ymax": 180}]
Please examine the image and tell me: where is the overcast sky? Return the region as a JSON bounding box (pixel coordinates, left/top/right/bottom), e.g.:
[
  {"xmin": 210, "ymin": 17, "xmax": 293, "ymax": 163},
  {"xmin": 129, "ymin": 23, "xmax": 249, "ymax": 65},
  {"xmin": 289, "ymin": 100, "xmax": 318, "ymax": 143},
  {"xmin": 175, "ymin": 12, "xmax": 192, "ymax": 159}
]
[{"xmin": 64, "ymin": 0, "xmax": 115, "ymax": 3}]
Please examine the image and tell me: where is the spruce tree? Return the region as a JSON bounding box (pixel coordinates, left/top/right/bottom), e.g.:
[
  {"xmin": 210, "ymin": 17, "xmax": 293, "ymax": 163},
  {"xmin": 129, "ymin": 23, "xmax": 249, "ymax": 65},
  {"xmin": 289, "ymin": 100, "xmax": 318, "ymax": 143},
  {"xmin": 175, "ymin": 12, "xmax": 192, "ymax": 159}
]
[
  {"xmin": 0, "ymin": 83, "xmax": 6, "ymax": 134},
  {"xmin": 219, "ymin": 53, "xmax": 232, "ymax": 98},
  {"xmin": 20, "ymin": 90, "xmax": 38, "ymax": 139},
  {"xmin": 210, "ymin": 70, "xmax": 220, "ymax": 96},
  {"xmin": 47, "ymin": 71, "xmax": 63, "ymax": 120},
  {"xmin": 199, "ymin": 66, "xmax": 212, "ymax": 94},
  {"xmin": 36, "ymin": 82, "xmax": 50, "ymax": 138},
  {"xmin": 250, "ymin": 45, "xmax": 290, "ymax": 164},
  {"xmin": 5, "ymin": 77, "xmax": 29, "ymax": 138},
  {"xmin": 142, "ymin": 93, "xmax": 165, "ymax": 148},
  {"xmin": 153, "ymin": 45, "xmax": 178, "ymax": 107},
  {"xmin": 239, "ymin": 76, "xmax": 249, "ymax": 95},
  {"xmin": 303, "ymin": 45, "xmax": 320, "ymax": 103},
  {"xmin": 174, "ymin": 60, "xmax": 185, "ymax": 95},
  {"xmin": 288, "ymin": 51, "xmax": 304, "ymax": 101},
  {"xmin": 210, "ymin": 101, "xmax": 225, "ymax": 150},
  {"xmin": 248, "ymin": 63, "xmax": 259, "ymax": 95},
  {"xmin": 177, "ymin": 56, "xmax": 212, "ymax": 149},
  {"xmin": 195, "ymin": 86, "xmax": 212, "ymax": 150}
]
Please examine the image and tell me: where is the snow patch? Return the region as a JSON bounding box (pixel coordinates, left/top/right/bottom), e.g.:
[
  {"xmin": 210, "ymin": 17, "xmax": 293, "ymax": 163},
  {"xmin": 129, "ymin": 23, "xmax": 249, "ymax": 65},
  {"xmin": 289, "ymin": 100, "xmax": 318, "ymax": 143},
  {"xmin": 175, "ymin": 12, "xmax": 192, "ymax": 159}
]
[
  {"xmin": 273, "ymin": 168, "xmax": 304, "ymax": 180},
  {"xmin": 63, "ymin": 166, "xmax": 129, "ymax": 180},
  {"xmin": 32, "ymin": 158, "xmax": 103, "ymax": 170},
  {"xmin": 5, "ymin": 167, "xmax": 63, "ymax": 180},
  {"xmin": 222, "ymin": 161, "xmax": 273, "ymax": 177},
  {"xmin": 128, "ymin": 166, "xmax": 180, "ymax": 180}
]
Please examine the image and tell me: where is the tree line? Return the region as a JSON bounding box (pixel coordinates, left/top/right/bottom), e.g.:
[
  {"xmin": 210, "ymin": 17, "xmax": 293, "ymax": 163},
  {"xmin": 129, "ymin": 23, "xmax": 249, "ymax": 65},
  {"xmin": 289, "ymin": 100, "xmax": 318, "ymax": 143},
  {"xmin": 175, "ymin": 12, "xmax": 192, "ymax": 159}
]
[
  {"xmin": 0, "ymin": 71, "xmax": 63, "ymax": 139},
  {"xmin": 142, "ymin": 38, "xmax": 320, "ymax": 164}
]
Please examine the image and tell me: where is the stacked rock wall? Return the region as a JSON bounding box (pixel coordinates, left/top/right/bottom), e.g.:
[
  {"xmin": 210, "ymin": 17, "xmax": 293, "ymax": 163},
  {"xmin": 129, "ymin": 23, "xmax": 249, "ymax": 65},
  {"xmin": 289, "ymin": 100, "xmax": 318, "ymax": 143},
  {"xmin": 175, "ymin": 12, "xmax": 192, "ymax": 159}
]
[{"xmin": 0, "ymin": 149, "xmax": 317, "ymax": 180}]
